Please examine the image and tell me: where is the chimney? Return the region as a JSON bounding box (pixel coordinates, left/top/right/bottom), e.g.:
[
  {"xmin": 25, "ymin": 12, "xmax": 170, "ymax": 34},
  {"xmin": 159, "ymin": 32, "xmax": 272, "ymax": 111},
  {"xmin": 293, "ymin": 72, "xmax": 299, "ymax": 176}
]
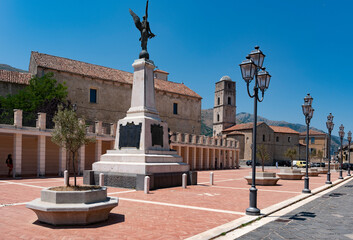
[{"xmin": 154, "ymin": 69, "xmax": 169, "ymax": 81}]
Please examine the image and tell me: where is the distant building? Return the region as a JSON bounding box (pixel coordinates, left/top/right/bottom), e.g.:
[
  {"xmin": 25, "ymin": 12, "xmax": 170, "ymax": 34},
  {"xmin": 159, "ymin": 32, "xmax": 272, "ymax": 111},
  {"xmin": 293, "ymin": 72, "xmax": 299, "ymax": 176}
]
[
  {"xmin": 213, "ymin": 76, "xmax": 236, "ymax": 136},
  {"xmin": 223, "ymin": 122, "xmax": 306, "ymax": 165},
  {"xmin": 299, "ymin": 130, "xmax": 328, "ymax": 161}
]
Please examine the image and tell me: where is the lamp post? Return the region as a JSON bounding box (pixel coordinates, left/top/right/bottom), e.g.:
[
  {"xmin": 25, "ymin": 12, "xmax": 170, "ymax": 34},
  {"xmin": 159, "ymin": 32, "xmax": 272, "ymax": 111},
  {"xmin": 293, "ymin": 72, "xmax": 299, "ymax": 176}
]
[
  {"xmin": 348, "ymin": 131, "xmax": 352, "ymax": 177},
  {"xmin": 325, "ymin": 113, "xmax": 334, "ymax": 184},
  {"xmin": 239, "ymin": 46, "xmax": 271, "ymax": 216},
  {"xmin": 338, "ymin": 124, "xmax": 345, "ymax": 179},
  {"xmin": 302, "ymin": 93, "xmax": 314, "ymax": 193}
]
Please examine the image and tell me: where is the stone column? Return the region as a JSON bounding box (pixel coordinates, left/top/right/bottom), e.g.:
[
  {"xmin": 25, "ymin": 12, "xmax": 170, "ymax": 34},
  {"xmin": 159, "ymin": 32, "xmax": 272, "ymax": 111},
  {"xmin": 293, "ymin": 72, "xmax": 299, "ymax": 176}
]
[
  {"xmin": 59, "ymin": 147, "xmax": 67, "ymax": 176},
  {"xmin": 218, "ymin": 150, "xmax": 222, "ymax": 169},
  {"xmin": 200, "ymin": 147, "xmax": 204, "ymax": 170},
  {"xmin": 193, "ymin": 147, "xmax": 197, "ymax": 170},
  {"xmin": 78, "ymin": 145, "xmax": 85, "ymax": 175},
  {"xmin": 95, "ymin": 121, "xmax": 102, "ymax": 135},
  {"xmin": 13, "ymin": 133, "xmax": 22, "ymax": 177},
  {"xmin": 186, "ymin": 146, "xmax": 190, "ymax": 165},
  {"xmin": 37, "ymin": 113, "xmax": 46, "ymax": 130},
  {"xmin": 110, "ymin": 123, "xmax": 117, "ymax": 137},
  {"xmin": 95, "ymin": 139, "xmax": 102, "ymax": 162},
  {"xmin": 212, "ymin": 148, "xmax": 215, "ymax": 169},
  {"xmin": 14, "ymin": 109, "xmax": 22, "ymax": 128},
  {"xmin": 37, "ymin": 135, "xmax": 46, "ymax": 177}
]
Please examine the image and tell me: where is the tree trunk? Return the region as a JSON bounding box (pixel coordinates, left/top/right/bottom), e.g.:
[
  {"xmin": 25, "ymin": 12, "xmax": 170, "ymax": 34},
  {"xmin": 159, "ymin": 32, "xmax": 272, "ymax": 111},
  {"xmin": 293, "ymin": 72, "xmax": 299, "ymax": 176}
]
[
  {"xmin": 72, "ymin": 151, "xmax": 77, "ymax": 187},
  {"xmin": 291, "ymin": 159, "xmax": 293, "ymax": 170},
  {"xmin": 262, "ymin": 159, "xmax": 265, "ymax": 172},
  {"xmin": 66, "ymin": 150, "xmax": 70, "ymax": 186}
]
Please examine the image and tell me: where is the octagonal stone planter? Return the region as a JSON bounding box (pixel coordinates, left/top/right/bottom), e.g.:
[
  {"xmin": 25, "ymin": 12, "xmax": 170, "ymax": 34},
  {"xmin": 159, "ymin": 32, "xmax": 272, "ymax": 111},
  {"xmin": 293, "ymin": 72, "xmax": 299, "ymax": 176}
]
[
  {"xmin": 26, "ymin": 186, "xmax": 118, "ymax": 226},
  {"xmin": 277, "ymin": 169, "xmax": 305, "ymax": 180},
  {"xmin": 244, "ymin": 172, "xmax": 280, "ymax": 186},
  {"xmin": 301, "ymin": 168, "xmax": 320, "ymax": 177},
  {"xmin": 317, "ymin": 167, "xmax": 328, "ymax": 174}
]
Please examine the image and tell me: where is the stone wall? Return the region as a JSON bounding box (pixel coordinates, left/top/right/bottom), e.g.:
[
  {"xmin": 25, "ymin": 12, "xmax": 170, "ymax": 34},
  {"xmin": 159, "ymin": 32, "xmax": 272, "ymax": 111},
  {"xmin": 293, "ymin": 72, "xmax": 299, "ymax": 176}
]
[
  {"xmin": 36, "ymin": 67, "xmax": 201, "ymax": 135},
  {"xmin": 0, "ymin": 82, "xmax": 26, "ymax": 97}
]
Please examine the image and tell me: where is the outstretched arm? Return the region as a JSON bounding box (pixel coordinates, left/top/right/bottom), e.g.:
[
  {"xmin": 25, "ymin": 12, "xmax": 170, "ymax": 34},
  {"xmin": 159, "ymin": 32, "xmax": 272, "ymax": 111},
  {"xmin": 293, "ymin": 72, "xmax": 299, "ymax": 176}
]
[{"xmin": 145, "ymin": 0, "xmax": 149, "ymax": 20}]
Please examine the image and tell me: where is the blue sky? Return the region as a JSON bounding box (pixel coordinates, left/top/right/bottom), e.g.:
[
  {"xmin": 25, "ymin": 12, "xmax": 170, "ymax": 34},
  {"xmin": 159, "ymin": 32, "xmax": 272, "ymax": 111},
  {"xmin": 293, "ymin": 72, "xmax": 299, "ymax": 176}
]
[{"xmin": 0, "ymin": 0, "xmax": 352, "ymax": 135}]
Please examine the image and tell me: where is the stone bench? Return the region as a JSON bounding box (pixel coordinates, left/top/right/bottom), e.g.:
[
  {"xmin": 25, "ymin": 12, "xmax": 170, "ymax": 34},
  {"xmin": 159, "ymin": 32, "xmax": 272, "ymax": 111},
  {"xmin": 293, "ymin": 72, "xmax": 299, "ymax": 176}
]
[
  {"xmin": 244, "ymin": 172, "xmax": 280, "ymax": 186},
  {"xmin": 277, "ymin": 169, "xmax": 304, "ymax": 180},
  {"xmin": 26, "ymin": 187, "xmax": 118, "ymax": 225}
]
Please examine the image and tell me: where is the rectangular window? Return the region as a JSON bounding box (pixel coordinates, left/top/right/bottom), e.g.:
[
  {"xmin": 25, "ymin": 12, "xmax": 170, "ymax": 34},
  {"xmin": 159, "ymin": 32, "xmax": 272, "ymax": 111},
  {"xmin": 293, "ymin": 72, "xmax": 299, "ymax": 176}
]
[
  {"xmin": 173, "ymin": 103, "xmax": 178, "ymax": 115},
  {"xmin": 90, "ymin": 88, "xmax": 97, "ymax": 103},
  {"xmin": 311, "ymin": 137, "xmax": 315, "ymax": 144},
  {"xmin": 263, "ymin": 134, "xmax": 265, "ymax": 142},
  {"xmin": 276, "ymin": 136, "xmax": 279, "ymax": 142},
  {"xmin": 288, "ymin": 137, "xmax": 291, "ymax": 143}
]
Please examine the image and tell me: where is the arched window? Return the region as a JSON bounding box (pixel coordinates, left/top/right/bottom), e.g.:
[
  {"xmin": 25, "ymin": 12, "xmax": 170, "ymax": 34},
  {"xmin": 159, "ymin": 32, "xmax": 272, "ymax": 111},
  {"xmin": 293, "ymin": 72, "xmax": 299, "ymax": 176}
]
[
  {"xmin": 217, "ymin": 97, "xmax": 220, "ymax": 105},
  {"xmin": 263, "ymin": 134, "xmax": 266, "ymax": 142},
  {"xmin": 217, "ymin": 114, "xmax": 220, "ymax": 122},
  {"xmin": 228, "ymin": 97, "xmax": 231, "ymax": 105}
]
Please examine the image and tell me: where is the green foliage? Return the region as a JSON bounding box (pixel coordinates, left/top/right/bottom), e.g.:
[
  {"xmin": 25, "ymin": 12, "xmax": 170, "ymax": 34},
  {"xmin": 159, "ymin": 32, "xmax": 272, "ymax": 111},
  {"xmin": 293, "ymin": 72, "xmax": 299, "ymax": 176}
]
[
  {"xmin": 257, "ymin": 144, "xmax": 269, "ymax": 172},
  {"xmin": 51, "ymin": 106, "xmax": 95, "ymax": 186},
  {"xmin": 0, "ymin": 72, "xmax": 67, "ymax": 111},
  {"xmin": 285, "ymin": 147, "xmax": 297, "ymax": 169},
  {"xmin": 0, "ymin": 72, "xmax": 68, "ymax": 127}
]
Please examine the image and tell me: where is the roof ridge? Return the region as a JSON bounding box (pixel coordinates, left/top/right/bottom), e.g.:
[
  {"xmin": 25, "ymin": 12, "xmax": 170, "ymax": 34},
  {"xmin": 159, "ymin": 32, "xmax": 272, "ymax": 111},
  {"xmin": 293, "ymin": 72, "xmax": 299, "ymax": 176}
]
[{"xmin": 32, "ymin": 51, "xmax": 133, "ymax": 75}]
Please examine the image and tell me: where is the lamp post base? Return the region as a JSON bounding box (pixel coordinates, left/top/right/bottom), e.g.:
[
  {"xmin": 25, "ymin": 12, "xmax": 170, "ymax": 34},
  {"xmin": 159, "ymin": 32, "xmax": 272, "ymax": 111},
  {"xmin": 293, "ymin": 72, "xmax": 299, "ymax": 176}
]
[
  {"xmin": 325, "ymin": 181, "xmax": 332, "ymax": 184},
  {"xmin": 326, "ymin": 172, "xmax": 332, "ymax": 184},
  {"xmin": 246, "ymin": 186, "xmax": 260, "ymax": 216},
  {"xmin": 339, "ymin": 170, "xmax": 343, "ymax": 179},
  {"xmin": 302, "ymin": 188, "xmax": 311, "ymax": 194},
  {"xmin": 302, "ymin": 177, "xmax": 310, "ymax": 193}
]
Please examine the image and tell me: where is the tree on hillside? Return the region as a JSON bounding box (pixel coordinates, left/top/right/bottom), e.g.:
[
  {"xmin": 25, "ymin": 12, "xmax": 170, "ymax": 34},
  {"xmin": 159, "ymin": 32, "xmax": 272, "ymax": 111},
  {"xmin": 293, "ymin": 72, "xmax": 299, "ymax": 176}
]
[
  {"xmin": 0, "ymin": 73, "xmax": 68, "ymax": 126},
  {"xmin": 51, "ymin": 106, "xmax": 95, "ymax": 187},
  {"xmin": 256, "ymin": 144, "xmax": 270, "ymax": 172},
  {"xmin": 285, "ymin": 147, "xmax": 297, "ymax": 169}
]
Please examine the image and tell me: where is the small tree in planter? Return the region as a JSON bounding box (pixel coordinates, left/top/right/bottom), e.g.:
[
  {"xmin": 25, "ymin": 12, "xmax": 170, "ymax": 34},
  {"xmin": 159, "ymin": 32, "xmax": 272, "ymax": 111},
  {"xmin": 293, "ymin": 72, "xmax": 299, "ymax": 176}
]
[
  {"xmin": 285, "ymin": 147, "xmax": 297, "ymax": 170},
  {"xmin": 51, "ymin": 106, "xmax": 95, "ymax": 187},
  {"xmin": 256, "ymin": 144, "xmax": 270, "ymax": 172}
]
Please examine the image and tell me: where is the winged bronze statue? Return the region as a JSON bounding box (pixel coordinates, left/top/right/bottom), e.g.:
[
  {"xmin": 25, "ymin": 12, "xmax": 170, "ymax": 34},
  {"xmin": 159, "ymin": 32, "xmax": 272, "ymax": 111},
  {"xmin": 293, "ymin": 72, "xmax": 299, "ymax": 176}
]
[{"xmin": 129, "ymin": 0, "xmax": 156, "ymax": 59}]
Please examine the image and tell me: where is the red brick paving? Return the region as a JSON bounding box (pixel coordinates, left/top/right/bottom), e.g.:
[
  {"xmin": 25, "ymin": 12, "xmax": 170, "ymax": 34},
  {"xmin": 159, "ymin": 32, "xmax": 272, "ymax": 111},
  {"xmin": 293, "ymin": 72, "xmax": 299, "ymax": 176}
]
[{"xmin": 0, "ymin": 168, "xmax": 344, "ymax": 239}]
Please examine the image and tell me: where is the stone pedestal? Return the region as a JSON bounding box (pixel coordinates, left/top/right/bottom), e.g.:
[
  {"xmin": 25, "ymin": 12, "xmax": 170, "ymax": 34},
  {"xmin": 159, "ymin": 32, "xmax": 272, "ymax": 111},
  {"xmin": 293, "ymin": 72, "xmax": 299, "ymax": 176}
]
[
  {"xmin": 87, "ymin": 58, "xmax": 192, "ymax": 190},
  {"xmin": 277, "ymin": 169, "xmax": 304, "ymax": 180},
  {"xmin": 244, "ymin": 172, "xmax": 280, "ymax": 186}
]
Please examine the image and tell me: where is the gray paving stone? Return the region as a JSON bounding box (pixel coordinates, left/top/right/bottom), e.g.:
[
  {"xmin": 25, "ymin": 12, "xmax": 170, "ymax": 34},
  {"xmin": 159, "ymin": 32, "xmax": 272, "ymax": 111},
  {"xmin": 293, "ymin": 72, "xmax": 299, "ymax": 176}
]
[{"xmin": 237, "ymin": 182, "xmax": 353, "ymax": 239}]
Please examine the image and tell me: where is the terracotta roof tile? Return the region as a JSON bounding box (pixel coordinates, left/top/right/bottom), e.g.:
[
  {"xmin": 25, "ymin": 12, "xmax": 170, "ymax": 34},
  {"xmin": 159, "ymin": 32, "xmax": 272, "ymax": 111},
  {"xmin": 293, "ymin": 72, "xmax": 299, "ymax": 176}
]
[
  {"xmin": 154, "ymin": 69, "xmax": 169, "ymax": 75},
  {"xmin": 31, "ymin": 52, "xmax": 201, "ymax": 99},
  {"xmin": 0, "ymin": 70, "xmax": 31, "ymax": 85},
  {"xmin": 300, "ymin": 130, "xmax": 327, "ymax": 136},
  {"xmin": 270, "ymin": 126, "xmax": 299, "ymax": 134},
  {"xmin": 223, "ymin": 122, "xmax": 263, "ymax": 132}
]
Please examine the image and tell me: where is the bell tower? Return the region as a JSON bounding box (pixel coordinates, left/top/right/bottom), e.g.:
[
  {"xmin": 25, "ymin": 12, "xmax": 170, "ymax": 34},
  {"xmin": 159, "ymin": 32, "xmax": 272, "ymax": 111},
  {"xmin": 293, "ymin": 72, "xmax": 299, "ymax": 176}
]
[{"xmin": 213, "ymin": 76, "xmax": 236, "ymax": 136}]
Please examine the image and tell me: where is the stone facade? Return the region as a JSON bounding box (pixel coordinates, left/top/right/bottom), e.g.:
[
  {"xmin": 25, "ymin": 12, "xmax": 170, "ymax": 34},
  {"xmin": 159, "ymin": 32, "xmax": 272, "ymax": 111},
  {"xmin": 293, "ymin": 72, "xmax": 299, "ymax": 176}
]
[
  {"xmin": 0, "ymin": 70, "xmax": 31, "ymax": 97},
  {"xmin": 299, "ymin": 130, "xmax": 328, "ymax": 161},
  {"xmin": 224, "ymin": 122, "xmax": 304, "ymax": 165},
  {"xmin": 213, "ymin": 76, "xmax": 236, "ymax": 136},
  {"xmin": 27, "ymin": 52, "xmax": 202, "ymax": 135}
]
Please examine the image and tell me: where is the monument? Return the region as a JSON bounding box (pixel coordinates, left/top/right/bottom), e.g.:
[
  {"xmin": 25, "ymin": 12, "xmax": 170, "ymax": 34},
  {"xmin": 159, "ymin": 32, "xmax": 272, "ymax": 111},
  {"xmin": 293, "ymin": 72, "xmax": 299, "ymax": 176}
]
[{"xmin": 84, "ymin": 0, "xmax": 195, "ymax": 190}]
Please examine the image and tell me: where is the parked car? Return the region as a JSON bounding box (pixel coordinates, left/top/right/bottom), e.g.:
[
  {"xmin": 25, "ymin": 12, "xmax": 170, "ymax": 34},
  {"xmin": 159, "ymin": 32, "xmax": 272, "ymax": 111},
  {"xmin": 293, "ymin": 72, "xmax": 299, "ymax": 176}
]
[
  {"xmin": 246, "ymin": 160, "xmax": 260, "ymax": 166},
  {"xmin": 296, "ymin": 161, "xmax": 307, "ymax": 168},
  {"xmin": 310, "ymin": 162, "xmax": 320, "ymax": 168},
  {"xmin": 275, "ymin": 160, "xmax": 291, "ymax": 167},
  {"xmin": 342, "ymin": 163, "xmax": 353, "ymax": 170}
]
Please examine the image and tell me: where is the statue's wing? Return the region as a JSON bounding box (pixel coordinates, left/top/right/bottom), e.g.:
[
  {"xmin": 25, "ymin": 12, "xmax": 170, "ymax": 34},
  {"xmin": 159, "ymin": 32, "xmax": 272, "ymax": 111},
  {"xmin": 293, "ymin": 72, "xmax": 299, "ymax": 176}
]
[{"xmin": 129, "ymin": 9, "xmax": 142, "ymax": 31}]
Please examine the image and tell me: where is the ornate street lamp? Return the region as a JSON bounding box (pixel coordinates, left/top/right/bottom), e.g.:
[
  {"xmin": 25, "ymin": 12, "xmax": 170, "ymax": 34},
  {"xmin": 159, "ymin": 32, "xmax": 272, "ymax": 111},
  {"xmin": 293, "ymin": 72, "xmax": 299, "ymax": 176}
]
[
  {"xmin": 347, "ymin": 131, "xmax": 352, "ymax": 177},
  {"xmin": 326, "ymin": 113, "xmax": 334, "ymax": 184},
  {"xmin": 338, "ymin": 124, "xmax": 345, "ymax": 179},
  {"xmin": 302, "ymin": 93, "xmax": 314, "ymax": 193},
  {"xmin": 239, "ymin": 46, "xmax": 271, "ymax": 216}
]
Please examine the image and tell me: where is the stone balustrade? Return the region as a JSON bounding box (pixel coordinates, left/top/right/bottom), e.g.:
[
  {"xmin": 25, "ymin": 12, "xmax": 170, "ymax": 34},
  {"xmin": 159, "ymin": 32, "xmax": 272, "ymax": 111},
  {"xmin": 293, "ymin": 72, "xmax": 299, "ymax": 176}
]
[{"xmin": 170, "ymin": 131, "xmax": 237, "ymax": 149}]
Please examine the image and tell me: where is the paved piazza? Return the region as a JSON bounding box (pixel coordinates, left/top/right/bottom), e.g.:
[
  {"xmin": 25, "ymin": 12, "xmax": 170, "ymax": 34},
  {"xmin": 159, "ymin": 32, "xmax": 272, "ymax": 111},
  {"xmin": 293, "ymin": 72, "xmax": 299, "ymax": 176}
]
[{"xmin": 0, "ymin": 168, "xmax": 344, "ymax": 239}]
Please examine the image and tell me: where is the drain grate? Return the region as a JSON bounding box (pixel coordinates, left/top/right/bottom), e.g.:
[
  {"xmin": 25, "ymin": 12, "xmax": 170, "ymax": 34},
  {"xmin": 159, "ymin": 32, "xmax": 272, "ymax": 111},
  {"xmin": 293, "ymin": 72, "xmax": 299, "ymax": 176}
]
[
  {"xmin": 345, "ymin": 185, "xmax": 353, "ymax": 188},
  {"xmin": 329, "ymin": 193, "xmax": 346, "ymax": 197},
  {"xmin": 275, "ymin": 218, "xmax": 291, "ymax": 223}
]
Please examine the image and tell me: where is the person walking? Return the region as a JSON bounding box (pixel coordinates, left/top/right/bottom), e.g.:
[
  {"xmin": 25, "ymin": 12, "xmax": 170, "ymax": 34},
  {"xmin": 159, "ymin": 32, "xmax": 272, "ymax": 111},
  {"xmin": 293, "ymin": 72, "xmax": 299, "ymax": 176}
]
[{"xmin": 5, "ymin": 154, "xmax": 13, "ymax": 177}]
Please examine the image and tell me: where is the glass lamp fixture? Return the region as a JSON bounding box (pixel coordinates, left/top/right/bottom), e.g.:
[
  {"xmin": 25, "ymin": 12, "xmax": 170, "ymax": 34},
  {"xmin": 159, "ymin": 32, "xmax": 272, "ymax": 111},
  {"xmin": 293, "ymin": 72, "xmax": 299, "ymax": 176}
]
[
  {"xmin": 339, "ymin": 124, "xmax": 345, "ymax": 138},
  {"xmin": 239, "ymin": 57, "xmax": 256, "ymax": 83},
  {"xmin": 257, "ymin": 69, "xmax": 271, "ymax": 92},
  {"xmin": 249, "ymin": 46, "xmax": 265, "ymax": 68}
]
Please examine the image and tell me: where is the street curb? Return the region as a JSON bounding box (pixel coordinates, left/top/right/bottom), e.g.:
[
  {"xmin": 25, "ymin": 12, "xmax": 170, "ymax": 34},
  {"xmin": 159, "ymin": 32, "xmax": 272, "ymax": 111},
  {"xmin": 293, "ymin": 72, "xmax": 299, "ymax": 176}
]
[{"xmin": 186, "ymin": 175, "xmax": 352, "ymax": 240}]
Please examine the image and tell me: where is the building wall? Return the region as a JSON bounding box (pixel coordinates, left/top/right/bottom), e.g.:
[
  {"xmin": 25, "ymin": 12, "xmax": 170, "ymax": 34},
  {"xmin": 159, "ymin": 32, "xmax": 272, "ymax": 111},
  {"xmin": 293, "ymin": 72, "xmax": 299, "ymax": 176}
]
[
  {"xmin": 273, "ymin": 133, "xmax": 300, "ymax": 161},
  {"xmin": 45, "ymin": 136, "xmax": 59, "ymax": 175},
  {"xmin": 35, "ymin": 68, "xmax": 201, "ymax": 135},
  {"xmin": 0, "ymin": 133, "xmax": 14, "ymax": 175},
  {"xmin": 22, "ymin": 135, "xmax": 38, "ymax": 175},
  {"xmin": 299, "ymin": 135, "xmax": 327, "ymax": 160},
  {"xmin": 0, "ymin": 82, "xmax": 26, "ymax": 97}
]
